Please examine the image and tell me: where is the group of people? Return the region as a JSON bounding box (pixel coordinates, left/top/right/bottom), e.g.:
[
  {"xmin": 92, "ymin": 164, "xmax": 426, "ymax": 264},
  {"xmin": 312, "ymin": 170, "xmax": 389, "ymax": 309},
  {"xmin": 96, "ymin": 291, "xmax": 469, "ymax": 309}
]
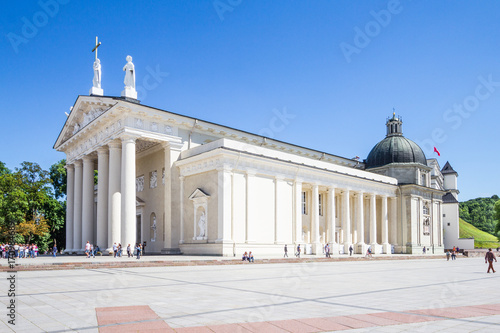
[
  {"xmin": 1, "ymin": 243, "xmax": 39, "ymax": 258},
  {"xmin": 241, "ymin": 251, "xmax": 254, "ymax": 262},
  {"xmin": 445, "ymin": 246, "xmax": 460, "ymax": 261},
  {"xmin": 84, "ymin": 241, "xmax": 100, "ymax": 258},
  {"xmin": 112, "ymin": 242, "xmax": 143, "ymax": 259}
]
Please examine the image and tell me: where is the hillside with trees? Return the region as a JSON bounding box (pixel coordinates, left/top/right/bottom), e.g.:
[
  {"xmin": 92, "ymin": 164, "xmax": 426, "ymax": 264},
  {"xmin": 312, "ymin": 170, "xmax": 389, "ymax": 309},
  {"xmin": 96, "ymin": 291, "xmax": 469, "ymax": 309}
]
[{"xmin": 459, "ymin": 195, "xmax": 499, "ymax": 239}]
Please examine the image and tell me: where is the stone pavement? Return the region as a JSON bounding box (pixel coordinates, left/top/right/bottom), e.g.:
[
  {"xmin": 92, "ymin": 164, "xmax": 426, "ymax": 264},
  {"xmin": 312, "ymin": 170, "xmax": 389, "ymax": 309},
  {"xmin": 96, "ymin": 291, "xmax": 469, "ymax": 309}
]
[{"xmin": 0, "ymin": 256, "xmax": 498, "ymax": 332}]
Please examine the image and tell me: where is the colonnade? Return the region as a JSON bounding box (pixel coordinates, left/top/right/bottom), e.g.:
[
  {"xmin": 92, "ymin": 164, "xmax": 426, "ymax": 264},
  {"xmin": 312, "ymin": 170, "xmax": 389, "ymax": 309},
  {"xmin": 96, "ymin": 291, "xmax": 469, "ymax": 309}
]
[
  {"xmin": 293, "ymin": 182, "xmax": 397, "ymax": 254},
  {"xmin": 65, "ymin": 136, "xmax": 137, "ymax": 252}
]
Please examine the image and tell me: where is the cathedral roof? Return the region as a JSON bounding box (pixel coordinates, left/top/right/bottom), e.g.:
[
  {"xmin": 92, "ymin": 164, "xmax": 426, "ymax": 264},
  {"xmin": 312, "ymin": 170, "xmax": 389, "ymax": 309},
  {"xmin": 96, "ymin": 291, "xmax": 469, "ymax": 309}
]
[{"xmin": 365, "ymin": 114, "xmax": 427, "ymax": 169}]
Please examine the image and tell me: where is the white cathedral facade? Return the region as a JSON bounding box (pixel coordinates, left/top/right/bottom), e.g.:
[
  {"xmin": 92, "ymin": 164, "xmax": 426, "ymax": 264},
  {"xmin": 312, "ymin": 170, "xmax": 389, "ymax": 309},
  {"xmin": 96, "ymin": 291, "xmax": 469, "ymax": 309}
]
[{"xmin": 54, "ymin": 56, "xmax": 470, "ymax": 256}]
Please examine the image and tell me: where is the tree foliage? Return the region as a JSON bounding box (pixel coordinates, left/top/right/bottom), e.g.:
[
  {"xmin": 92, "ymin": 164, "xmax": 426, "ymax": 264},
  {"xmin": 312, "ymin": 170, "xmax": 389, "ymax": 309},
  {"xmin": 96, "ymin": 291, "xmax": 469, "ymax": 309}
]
[
  {"xmin": 494, "ymin": 200, "xmax": 500, "ymax": 241},
  {"xmin": 0, "ymin": 160, "xmax": 66, "ymax": 252},
  {"xmin": 460, "ymin": 195, "xmax": 499, "ymax": 235}
]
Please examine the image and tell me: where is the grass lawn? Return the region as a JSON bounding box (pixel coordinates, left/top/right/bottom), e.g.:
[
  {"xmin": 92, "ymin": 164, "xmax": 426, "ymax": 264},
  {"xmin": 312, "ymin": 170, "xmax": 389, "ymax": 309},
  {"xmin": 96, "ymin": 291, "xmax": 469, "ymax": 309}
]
[{"xmin": 459, "ymin": 218, "xmax": 500, "ymax": 249}]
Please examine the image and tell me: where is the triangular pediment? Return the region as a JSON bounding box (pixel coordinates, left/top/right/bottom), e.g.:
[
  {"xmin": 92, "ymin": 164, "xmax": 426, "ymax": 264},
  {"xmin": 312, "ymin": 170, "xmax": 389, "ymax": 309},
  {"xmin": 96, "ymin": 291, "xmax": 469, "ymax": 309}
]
[
  {"xmin": 189, "ymin": 188, "xmax": 210, "ymax": 200},
  {"xmin": 53, "ymin": 95, "xmax": 116, "ymax": 150}
]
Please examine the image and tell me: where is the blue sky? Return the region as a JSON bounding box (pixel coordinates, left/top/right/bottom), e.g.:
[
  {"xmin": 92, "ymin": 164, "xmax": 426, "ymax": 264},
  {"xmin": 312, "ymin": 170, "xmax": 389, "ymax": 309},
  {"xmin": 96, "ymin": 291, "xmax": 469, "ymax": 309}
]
[{"xmin": 1, "ymin": 0, "xmax": 499, "ymax": 201}]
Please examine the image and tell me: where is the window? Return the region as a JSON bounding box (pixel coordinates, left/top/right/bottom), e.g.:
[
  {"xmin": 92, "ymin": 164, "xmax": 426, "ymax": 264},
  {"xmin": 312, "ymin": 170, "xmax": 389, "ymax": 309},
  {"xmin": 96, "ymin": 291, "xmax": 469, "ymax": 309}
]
[
  {"xmin": 302, "ymin": 191, "xmax": 307, "ymax": 215},
  {"xmin": 318, "ymin": 194, "xmax": 323, "ymax": 216},
  {"xmin": 443, "ymin": 214, "xmax": 446, "ymax": 217},
  {"xmin": 447, "ymin": 223, "xmax": 450, "ymax": 226}
]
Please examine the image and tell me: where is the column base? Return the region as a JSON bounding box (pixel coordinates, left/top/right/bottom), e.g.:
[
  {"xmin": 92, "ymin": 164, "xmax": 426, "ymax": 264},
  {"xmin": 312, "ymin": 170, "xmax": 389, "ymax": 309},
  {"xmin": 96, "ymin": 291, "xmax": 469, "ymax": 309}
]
[
  {"xmin": 356, "ymin": 242, "xmax": 367, "ymax": 255},
  {"xmin": 328, "ymin": 242, "xmax": 340, "ymax": 255},
  {"xmin": 311, "ymin": 242, "xmax": 323, "ymax": 255},
  {"xmin": 382, "ymin": 243, "xmax": 392, "ymax": 254},
  {"xmin": 105, "ymin": 247, "xmax": 115, "ymax": 256},
  {"xmin": 370, "ymin": 243, "xmax": 380, "ymax": 254},
  {"xmin": 161, "ymin": 248, "xmax": 182, "ymax": 255}
]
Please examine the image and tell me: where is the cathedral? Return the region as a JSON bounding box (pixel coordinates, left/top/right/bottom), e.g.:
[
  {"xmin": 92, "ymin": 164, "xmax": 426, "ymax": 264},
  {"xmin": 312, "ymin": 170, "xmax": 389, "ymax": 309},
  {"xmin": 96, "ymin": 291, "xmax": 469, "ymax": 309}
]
[{"xmin": 54, "ymin": 56, "xmax": 471, "ymax": 256}]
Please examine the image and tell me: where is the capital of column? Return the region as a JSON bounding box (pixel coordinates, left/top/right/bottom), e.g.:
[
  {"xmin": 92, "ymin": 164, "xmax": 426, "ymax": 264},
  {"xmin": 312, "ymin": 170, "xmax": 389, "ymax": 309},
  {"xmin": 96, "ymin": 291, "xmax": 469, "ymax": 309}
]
[
  {"xmin": 97, "ymin": 146, "xmax": 109, "ymax": 156},
  {"xmin": 274, "ymin": 174, "xmax": 285, "ymax": 181},
  {"xmin": 179, "ymin": 175, "xmax": 185, "ymax": 182},
  {"xmin": 121, "ymin": 134, "xmax": 138, "ymax": 144},
  {"xmin": 107, "ymin": 140, "xmax": 122, "ymax": 149},
  {"xmin": 66, "ymin": 163, "xmax": 75, "ymax": 171},
  {"xmin": 245, "ymin": 169, "xmax": 256, "ymax": 176},
  {"xmin": 74, "ymin": 159, "xmax": 83, "ymax": 167}
]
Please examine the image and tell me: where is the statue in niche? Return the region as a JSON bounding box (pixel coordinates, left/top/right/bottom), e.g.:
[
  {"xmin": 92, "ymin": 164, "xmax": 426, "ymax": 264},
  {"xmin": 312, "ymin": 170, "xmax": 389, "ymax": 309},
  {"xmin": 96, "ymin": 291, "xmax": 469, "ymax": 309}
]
[
  {"xmin": 93, "ymin": 58, "xmax": 101, "ymax": 88},
  {"xmin": 123, "ymin": 55, "xmax": 135, "ymax": 89},
  {"xmin": 198, "ymin": 211, "xmax": 206, "ymax": 238},
  {"xmin": 151, "ymin": 216, "xmax": 157, "ymax": 242}
]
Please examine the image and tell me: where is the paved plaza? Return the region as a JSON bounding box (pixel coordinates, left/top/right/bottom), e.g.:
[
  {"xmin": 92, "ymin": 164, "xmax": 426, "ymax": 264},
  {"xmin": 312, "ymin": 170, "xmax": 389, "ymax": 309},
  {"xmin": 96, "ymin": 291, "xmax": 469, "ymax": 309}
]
[{"xmin": 0, "ymin": 256, "xmax": 499, "ymax": 332}]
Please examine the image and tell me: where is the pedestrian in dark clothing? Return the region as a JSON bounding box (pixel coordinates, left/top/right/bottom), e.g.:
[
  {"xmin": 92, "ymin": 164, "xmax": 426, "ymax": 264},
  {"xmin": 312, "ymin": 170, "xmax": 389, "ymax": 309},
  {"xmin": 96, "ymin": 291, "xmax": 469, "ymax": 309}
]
[
  {"xmin": 485, "ymin": 248, "xmax": 497, "ymax": 273},
  {"xmin": 349, "ymin": 245, "xmax": 353, "ymax": 256},
  {"xmin": 284, "ymin": 244, "xmax": 288, "ymax": 258}
]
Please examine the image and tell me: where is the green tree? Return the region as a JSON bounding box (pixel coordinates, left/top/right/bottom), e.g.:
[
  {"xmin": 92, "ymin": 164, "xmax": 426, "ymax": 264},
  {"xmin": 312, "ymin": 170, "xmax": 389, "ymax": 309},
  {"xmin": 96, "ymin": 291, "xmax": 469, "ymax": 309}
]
[
  {"xmin": 49, "ymin": 159, "xmax": 66, "ymax": 200},
  {"xmin": 494, "ymin": 200, "xmax": 500, "ymax": 241},
  {"xmin": 0, "ymin": 161, "xmax": 66, "ymax": 252}
]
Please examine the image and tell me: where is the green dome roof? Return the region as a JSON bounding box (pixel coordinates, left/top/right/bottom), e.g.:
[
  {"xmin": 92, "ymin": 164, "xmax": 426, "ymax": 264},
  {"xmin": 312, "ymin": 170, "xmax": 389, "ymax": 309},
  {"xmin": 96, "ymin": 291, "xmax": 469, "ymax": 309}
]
[
  {"xmin": 365, "ymin": 135, "xmax": 427, "ymax": 169},
  {"xmin": 365, "ymin": 113, "xmax": 427, "ymax": 169}
]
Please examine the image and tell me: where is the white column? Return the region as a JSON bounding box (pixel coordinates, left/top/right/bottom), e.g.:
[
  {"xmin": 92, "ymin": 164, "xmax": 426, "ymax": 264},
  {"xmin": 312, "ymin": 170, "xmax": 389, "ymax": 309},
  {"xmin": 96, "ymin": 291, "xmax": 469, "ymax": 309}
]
[
  {"xmin": 107, "ymin": 141, "xmax": 121, "ymax": 253},
  {"xmin": 327, "ymin": 186, "xmax": 336, "ymax": 246},
  {"xmin": 217, "ymin": 167, "xmax": 232, "ymax": 246},
  {"xmin": 381, "ymin": 195, "xmax": 390, "ymax": 254},
  {"xmin": 294, "ymin": 180, "xmax": 302, "ymax": 244},
  {"xmin": 245, "ymin": 170, "xmax": 256, "ymax": 243},
  {"xmin": 81, "ymin": 156, "xmax": 94, "ymax": 249},
  {"xmin": 342, "ymin": 189, "xmax": 352, "ymax": 253},
  {"xmin": 390, "ymin": 197, "xmax": 398, "ymax": 245},
  {"xmin": 179, "ymin": 176, "xmax": 185, "ymax": 244},
  {"xmin": 121, "ymin": 136, "xmax": 137, "ymax": 250},
  {"xmin": 370, "ymin": 194, "xmax": 378, "ymax": 250},
  {"xmin": 73, "ymin": 160, "xmax": 83, "ymax": 251},
  {"xmin": 65, "ymin": 164, "xmax": 75, "ymax": 252},
  {"xmin": 311, "ymin": 184, "xmax": 321, "ymax": 253},
  {"xmin": 355, "ymin": 191, "xmax": 366, "ymax": 254},
  {"xmin": 274, "ymin": 176, "xmax": 284, "ymax": 244},
  {"xmin": 96, "ymin": 147, "xmax": 109, "ymax": 249}
]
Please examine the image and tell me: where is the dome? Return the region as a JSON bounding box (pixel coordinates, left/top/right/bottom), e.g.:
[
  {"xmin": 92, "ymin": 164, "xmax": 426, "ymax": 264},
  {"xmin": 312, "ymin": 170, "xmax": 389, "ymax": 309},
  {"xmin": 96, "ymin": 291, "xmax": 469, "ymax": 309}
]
[
  {"xmin": 365, "ymin": 136, "xmax": 427, "ymax": 169},
  {"xmin": 365, "ymin": 113, "xmax": 427, "ymax": 169}
]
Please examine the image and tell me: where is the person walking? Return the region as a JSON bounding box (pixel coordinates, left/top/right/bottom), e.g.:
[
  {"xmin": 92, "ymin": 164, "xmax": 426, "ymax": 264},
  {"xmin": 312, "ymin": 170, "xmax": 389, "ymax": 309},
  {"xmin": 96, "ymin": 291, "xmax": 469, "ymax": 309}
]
[
  {"xmin": 127, "ymin": 244, "xmax": 132, "ymax": 257},
  {"xmin": 349, "ymin": 245, "xmax": 353, "ymax": 256},
  {"xmin": 446, "ymin": 250, "xmax": 450, "ymax": 261},
  {"xmin": 296, "ymin": 244, "xmax": 301, "ymax": 258},
  {"xmin": 485, "ymin": 248, "xmax": 497, "ymax": 273},
  {"xmin": 284, "ymin": 244, "xmax": 288, "ymax": 258},
  {"xmin": 52, "ymin": 244, "xmax": 57, "ymax": 257},
  {"xmin": 136, "ymin": 243, "xmax": 141, "ymax": 259},
  {"xmin": 113, "ymin": 243, "xmax": 117, "ymax": 258}
]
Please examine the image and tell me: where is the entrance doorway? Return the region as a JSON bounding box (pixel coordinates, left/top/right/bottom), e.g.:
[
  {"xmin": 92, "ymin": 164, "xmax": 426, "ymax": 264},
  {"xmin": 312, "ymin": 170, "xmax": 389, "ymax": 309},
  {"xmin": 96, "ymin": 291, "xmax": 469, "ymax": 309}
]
[{"xmin": 136, "ymin": 214, "xmax": 142, "ymax": 245}]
